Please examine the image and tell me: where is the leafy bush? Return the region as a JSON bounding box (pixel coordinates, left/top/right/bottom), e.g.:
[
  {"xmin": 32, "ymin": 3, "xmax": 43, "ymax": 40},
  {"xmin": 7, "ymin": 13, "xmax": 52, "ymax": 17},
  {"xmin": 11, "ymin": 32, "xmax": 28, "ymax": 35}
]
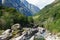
[{"xmin": 0, "ymin": 6, "xmax": 32, "ymax": 30}]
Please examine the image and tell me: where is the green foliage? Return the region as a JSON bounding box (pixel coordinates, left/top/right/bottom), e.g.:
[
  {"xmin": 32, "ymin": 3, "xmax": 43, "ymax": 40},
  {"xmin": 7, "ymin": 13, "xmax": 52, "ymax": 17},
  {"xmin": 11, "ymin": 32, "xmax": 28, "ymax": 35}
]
[
  {"xmin": 34, "ymin": 37, "xmax": 45, "ymax": 40},
  {"xmin": 48, "ymin": 19, "xmax": 60, "ymax": 34},
  {"xmin": 0, "ymin": 6, "xmax": 32, "ymax": 30}
]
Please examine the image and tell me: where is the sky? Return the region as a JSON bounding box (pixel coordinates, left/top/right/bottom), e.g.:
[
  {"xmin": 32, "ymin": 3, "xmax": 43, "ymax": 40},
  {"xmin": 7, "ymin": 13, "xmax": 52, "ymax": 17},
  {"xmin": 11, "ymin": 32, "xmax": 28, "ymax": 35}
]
[{"xmin": 26, "ymin": 0, "xmax": 55, "ymax": 9}]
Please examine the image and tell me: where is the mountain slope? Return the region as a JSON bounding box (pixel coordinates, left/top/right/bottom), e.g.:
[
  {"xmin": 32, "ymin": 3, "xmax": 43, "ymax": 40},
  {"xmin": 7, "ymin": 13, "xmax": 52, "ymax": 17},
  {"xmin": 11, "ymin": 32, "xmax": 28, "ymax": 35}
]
[
  {"xmin": 34, "ymin": 0, "xmax": 60, "ymax": 34},
  {"xmin": 2, "ymin": 0, "xmax": 40, "ymax": 16}
]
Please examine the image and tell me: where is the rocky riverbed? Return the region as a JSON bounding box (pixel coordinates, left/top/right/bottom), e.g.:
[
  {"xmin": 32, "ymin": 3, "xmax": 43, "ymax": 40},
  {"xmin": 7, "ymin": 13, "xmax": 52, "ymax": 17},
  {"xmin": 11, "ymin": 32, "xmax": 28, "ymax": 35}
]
[{"xmin": 0, "ymin": 24, "xmax": 60, "ymax": 40}]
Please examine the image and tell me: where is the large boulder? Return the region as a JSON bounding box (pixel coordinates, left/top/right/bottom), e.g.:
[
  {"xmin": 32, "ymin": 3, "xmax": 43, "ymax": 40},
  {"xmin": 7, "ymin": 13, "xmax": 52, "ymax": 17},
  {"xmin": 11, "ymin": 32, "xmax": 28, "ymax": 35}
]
[
  {"xmin": 11, "ymin": 24, "xmax": 20, "ymax": 31},
  {"xmin": 11, "ymin": 24, "xmax": 22, "ymax": 39}
]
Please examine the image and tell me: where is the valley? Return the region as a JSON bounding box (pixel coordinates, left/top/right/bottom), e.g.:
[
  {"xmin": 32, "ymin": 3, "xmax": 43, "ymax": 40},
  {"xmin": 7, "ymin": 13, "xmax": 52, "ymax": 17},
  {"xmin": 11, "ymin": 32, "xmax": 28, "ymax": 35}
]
[{"xmin": 0, "ymin": 0, "xmax": 60, "ymax": 40}]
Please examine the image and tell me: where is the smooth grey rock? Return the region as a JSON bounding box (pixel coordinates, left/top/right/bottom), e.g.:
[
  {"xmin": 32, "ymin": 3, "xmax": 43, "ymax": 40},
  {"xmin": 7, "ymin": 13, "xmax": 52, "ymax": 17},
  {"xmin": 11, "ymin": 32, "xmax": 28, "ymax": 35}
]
[{"xmin": 11, "ymin": 24, "xmax": 20, "ymax": 30}]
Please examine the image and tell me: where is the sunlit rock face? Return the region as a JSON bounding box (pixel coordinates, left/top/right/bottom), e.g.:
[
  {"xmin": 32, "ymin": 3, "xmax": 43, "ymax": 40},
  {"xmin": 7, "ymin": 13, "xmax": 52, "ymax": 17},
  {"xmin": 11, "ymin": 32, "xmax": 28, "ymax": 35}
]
[
  {"xmin": 2, "ymin": 0, "xmax": 40, "ymax": 16},
  {"xmin": 2, "ymin": 0, "xmax": 4, "ymax": 4},
  {"xmin": 0, "ymin": 29, "xmax": 12, "ymax": 40},
  {"xmin": 2, "ymin": 0, "xmax": 55, "ymax": 16}
]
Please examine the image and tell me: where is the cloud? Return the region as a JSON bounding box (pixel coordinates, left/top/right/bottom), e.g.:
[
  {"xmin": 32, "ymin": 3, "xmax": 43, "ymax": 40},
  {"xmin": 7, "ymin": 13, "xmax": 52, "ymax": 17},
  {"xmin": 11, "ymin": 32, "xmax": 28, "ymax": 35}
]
[{"xmin": 26, "ymin": 0, "xmax": 55, "ymax": 9}]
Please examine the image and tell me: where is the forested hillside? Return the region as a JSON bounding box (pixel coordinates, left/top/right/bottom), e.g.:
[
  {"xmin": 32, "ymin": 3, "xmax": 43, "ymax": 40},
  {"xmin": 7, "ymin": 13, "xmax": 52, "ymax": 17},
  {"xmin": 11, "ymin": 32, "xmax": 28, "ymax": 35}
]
[{"xmin": 34, "ymin": 0, "xmax": 60, "ymax": 34}]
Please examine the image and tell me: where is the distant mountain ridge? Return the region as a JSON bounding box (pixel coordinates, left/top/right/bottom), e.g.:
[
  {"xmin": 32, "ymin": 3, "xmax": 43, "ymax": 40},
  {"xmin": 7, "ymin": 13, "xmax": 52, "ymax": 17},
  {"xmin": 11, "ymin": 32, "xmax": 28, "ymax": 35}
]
[{"xmin": 2, "ymin": 0, "xmax": 40, "ymax": 16}]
